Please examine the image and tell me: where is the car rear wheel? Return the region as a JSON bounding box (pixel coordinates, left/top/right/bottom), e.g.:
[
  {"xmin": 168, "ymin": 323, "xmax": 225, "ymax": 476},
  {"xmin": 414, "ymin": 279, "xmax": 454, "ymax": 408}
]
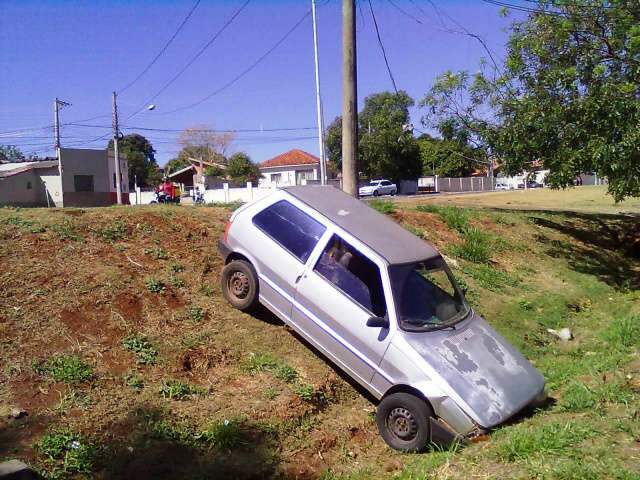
[
  {"xmin": 390, "ymin": 189, "xmax": 397, "ymax": 196},
  {"xmin": 221, "ymin": 260, "xmax": 259, "ymax": 312},
  {"xmin": 376, "ymin": 392, "xmax": 433, "ymax": 452}
]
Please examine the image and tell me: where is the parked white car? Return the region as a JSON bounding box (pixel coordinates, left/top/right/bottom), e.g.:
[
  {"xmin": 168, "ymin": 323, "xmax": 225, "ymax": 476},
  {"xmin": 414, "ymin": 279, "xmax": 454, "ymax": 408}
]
[
  {"xmin": 218, "ymin": 186, "xmax": 545, "ymax": 452},
  {"xmin": 495, "ymin": 182, "xmax": 511, "ymax": 190},
  {"xmin": 359, "ymin": 179, "xmax": 397, "ymax": 197}
]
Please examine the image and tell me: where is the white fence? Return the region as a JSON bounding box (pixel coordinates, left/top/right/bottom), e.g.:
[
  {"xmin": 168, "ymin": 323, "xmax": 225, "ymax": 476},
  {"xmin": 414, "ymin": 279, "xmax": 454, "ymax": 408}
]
[{"xmin": 128, "ymin": 182, "xmax": 275, "ymax": 205}]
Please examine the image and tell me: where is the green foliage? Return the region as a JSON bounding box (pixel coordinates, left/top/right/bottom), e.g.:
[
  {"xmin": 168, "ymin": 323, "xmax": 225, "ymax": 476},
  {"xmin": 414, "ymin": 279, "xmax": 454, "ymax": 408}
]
[
  {"xmin": 108, "ymin": 134, "xmax": 161, "ymax": 188},
  {"xmin": 451, "ymin": 228, "xmax": 492, "ymax": 263},
  {"xmin": 604, "ymin": 315, "xmax": 640, "ymax": 349},
  {"xmin": 124, "ymin": 372, "xmax": 144, "ymax": 391},
  {"xmin": 164, "ymin": 157, "xmax": 191, "ymax": 175},
  {"xmin": 294, "ymin": 383, "xmax": 315, "ymax": 402},
  {"xmin": 417, "ymin": 131, "xmax": 486, "ymax": 177},
  {"xmin": 144, "ymin": 246, "xmax": 168, "ymax": 260},
  {"xmin": 36, "ymin": 430, "xmax": 96, "ymax": 475},
  {"xmin": 226, "ymin": 152, "xmax": 261, "ymax": 183},
  {"xmin": 34, "ymin": 355, "xmax": 93, "ymax": 384},
  {"xmin": 326, "ymin": 91, "xmax": 422, "ymax": 181},
  {"xmin": 205, "ymin": 200, "xmax": 245, "ymax": 210},
  {"xmin": 169, "ymin": 262, "xmax": 184, "ymax": 273},
  {"xmin": 2, "ymin": 215, "xmax": 46, "ymax": 233},
  {"xmin": 122, "ymin": 335, "xmax": 158, "ymax": 365},
  {"xmin": 404, "ymin": 224, "xmax": 425, "ymax": 239},
  {"xmin": 416, "ymin": 204, "xmax": 470, "ymax": 232},
  {"xmin": 560, "ymin": 382, "xmax": 597, "ymax": 412},
  {"xmin": 204, "ymin": 164, "xmax": 225, "ymax": 176},
  {"xmin": 369, "ymin": 199, "xmax": 396, "ymax": 215},
  {"xmin": 462, "ymin": 264, "xmax": 520, "ymax": 291},
  {"xmin": 94, "ymin": 220, "xmax": 128, "ymax": 242},
  {"xmin": 159, "ymin": 379, "xmax": 206, "ymax": 400},
  {"xmin": 198, "ymin": 419, "xmax": 246, "ymax": 450},
  {"xmin": 493, "ymin": 421, "xmax": 596, "ymax": 462},
  {"xmin": 244, "ymin": 352, "xmax": 298, "ymax": 383},
  {"xmin": 0, "ymin": 144, "xmax": 26, "ymax": 162},
  {"xmin": 145, "ymin": 277, "xmax": 165, "ymax": 293},
  {"xmin": 187, "ymin": 306, "xmax": 205, "ymax": 322},
  {"xmin": 50, "ymin": 220, "xmax": 82, "ymax": 241}
]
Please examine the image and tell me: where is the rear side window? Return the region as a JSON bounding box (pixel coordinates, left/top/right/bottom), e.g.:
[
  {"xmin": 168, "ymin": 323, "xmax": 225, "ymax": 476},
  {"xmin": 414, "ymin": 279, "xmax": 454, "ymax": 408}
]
[
  {"xmin": 253, "ymin": 200, "xmax": 326, "ymax": 263},
  {"xmin": 314, "ymin": 235, "xmax": 387, "ymax": 317}
]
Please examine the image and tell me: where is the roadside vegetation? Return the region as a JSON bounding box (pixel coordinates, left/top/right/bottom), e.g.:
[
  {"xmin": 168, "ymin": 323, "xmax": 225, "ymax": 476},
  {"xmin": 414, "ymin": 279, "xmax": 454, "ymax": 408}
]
[{"xmin": 0, "ymin": 200, "xmax": 638, "ymax": 479}]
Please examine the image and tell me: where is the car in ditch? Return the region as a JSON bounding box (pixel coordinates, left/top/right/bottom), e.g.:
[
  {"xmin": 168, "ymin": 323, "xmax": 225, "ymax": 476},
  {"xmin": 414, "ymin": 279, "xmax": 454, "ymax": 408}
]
[{"xmin": 218, "ymin": 185, "xmax": 545, "ymax": 452}]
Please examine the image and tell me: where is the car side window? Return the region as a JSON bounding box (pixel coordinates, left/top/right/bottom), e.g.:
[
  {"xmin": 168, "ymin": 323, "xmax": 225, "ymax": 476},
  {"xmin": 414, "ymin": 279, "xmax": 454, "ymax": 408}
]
[
  {"xmin": 313, "ymin": 235, "xmax": 387, "ymax": 317},
  {"xmin": 381, "ymin": 181, "xmax": 390, "ymax": 186},
  {"xmin": 252, "ymin": 200, "xmax": 326, "ymax": 263}
]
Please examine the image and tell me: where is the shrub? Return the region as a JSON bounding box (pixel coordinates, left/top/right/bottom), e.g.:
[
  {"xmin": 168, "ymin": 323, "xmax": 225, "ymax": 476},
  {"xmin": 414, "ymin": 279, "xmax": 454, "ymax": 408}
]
[
  {"xmin": 145, "ymin": 277, "xmax": 165, "ymax": 293},
  {"xmin": 34, "ymin": 355, "xmax": 93, "ymax": 384},
  {"xmin": 122, "ymin": 335, "xmax": 158, "ymax": 365},
  {"xmin": 369, "ymin": 199, "xmax": 396, "ymax": 215}
]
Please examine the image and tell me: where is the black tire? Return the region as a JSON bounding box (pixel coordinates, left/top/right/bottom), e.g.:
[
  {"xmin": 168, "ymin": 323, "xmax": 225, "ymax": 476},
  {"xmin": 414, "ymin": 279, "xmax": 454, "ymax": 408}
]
[
  {"xmin": 376, "ymin": 392, "xmax": 433, "ymax": 452},
  {"xmin": 390, "ymin": 189, "xmax": 397, "ymax": 196},
  {"xmin": 221, "ymin": 260, "xmax": 259, "ymax": 312},
  {"xmin": 373, "ymin": 190, "xmax": 380, "ymax": 197}
]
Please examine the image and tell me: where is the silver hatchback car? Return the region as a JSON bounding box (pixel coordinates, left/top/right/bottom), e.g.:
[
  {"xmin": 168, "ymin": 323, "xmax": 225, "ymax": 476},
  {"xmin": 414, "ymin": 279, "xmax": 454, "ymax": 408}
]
[{"xmin": 218, "ymin": 186, "xmax": 545, "ymax": 452}]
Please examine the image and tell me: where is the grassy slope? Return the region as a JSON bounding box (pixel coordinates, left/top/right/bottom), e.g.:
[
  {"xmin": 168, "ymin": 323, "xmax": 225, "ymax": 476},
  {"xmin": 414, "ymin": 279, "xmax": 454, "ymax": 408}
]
[{"xmin": 0, "ymin": 202, "xmax": 638, "ymax": 479}]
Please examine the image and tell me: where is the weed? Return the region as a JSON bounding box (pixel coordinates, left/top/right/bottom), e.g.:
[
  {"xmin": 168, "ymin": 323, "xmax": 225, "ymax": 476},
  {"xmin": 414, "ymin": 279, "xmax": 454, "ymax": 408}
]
[
  {"xmin": 519, "ymin": 299, "xmax": 534, "ymax": 311},
  {"xmin": 462, "ymin": 264, "xmax": 520, "ymax": 291},
  {"xmin": 451, "ymin": 228, "xmax": 491, "ymax": 263},
  {"xmin": 93, "ymin": 220, "xmax": 128, "ymax": 242},
  {"xmin": 34, "ymin": 355, "xmax": 93, "ymax": 384},
  {"xmin": 50, "ymin": 220, "xmax": 82, "ymax": 241},
  {"xmin": 159, "ymin": 379, "xmax": 206, "ymax": 400},
  {"xmin": 369, "ymin": 199, "xmax": 396, "ymax": 215},
  {"xmin": 264, "ymin": 387, "xmax": 279, "ymax": 400},
  {"xmin": 604, "ymin": 315, "xmax": 640, "ymax": 349},
  {"xmin": 36, "ymin": 430, "xmax": 96, "ymax": 475},
  {"xmin": 170, "ymin": 276, "xmax": 185, "ymax": 288},
  {"xmin": 186, "ymin": 306, "xmax": 205, "ymax": 322},
  {"xmin": 560, "ymin": 382, "xmax": 596, "ymax": 412},
  {"xmin": 294, "ymin": 383, "xmax": 327, "ymax": 405},
  {"xmin": 405, "ymin": 224, "xmax": 425, "ymax": 239},
  {"xmin": 124, "ymin": 372, "xmax": 144, "ymax": 391},
  {"xmin": 144, "ymin": 247, "xmax": 169, "ymax": 260},
  {"xmin": 494, "ymin": 421, "xmax": 597, "ymax": 462},
  {"xmin": 416, "ymin": 205, "xmax": 470, "ymax": 232},
  {"xmin": 145, "ymin": 277, "xmax": 165, "ymax": 293},
  {"xmin": 244, "ymin": 352, "xmax": 279, "ymax": 373},
  {"xmin": 122, "ymin": 335, "xmax": 158, "ymax": 365},
  {"xmin": 169, "ymin": 262, "xmax": 185, "ymax": 273},
  {"xmin": 53, "ymin": 388, "xmax": 92, "ymax": 415},
  {"xmin": 199, "ymin": 284, "xmax": 214, "ymax": 296},
  {"xmin": 198, "ymin": 418, "xmax": 246, "ymax": 450},
  {"xmin": 2, "ymin": 216, "xmax": 46, "ymax": 233},
  {"xmin": 273, "ymin": 364, "xmax": 298, "ymax": 383}
]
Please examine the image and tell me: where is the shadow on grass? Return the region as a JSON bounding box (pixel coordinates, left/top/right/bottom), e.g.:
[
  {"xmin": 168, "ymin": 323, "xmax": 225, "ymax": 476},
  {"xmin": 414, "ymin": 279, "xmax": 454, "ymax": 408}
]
[
  {"xmin": 504, "ymin": 209, "xmax": 638, "ymax": 290},
  {"xmin": 96, "ymin": 405, "xmax": 280, "ymax": 480}
]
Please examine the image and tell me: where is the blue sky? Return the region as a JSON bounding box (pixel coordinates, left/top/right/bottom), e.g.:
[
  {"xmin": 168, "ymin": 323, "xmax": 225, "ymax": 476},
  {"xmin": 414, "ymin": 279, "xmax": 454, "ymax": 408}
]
[{"xmin": 0, "ymin": 0, "xmax": 519, "ymax": 166}]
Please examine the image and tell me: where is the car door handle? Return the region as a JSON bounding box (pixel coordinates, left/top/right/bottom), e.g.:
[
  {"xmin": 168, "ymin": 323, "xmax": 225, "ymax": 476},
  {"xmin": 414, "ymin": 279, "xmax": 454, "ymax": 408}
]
[{"xmin": 295, "ymin": 273, "xmax": 307, "ymax": 284}]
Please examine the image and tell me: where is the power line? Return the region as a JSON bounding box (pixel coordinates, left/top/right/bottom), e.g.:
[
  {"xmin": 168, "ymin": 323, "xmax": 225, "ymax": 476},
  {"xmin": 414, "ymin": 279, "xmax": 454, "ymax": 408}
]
[
  {"xmin": 65, "ymin": 123, "xmax": 316, "ymax": 133},
  {"xmin": 368, "ymin": 0, "xmax": 398, "ymax": 94},
  {"xmin": 161, "ymin": 9, "xmax": 312, "ymax": 114},
  {"xmin": 126, "ymin": 0, "xmax": 252, "ymax": 120},
  {"xmin": 118, "ymin": 0, "xmax": 202, "ymax": 94},
  {"xmin": 386, "ymin": 0, "xmax": 423, "ymax": 24}
]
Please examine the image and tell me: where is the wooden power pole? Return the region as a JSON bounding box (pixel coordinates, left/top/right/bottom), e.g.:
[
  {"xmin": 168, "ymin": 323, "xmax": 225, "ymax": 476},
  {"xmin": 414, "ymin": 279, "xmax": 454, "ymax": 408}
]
[
  {"xmin": 112, "ymin": 91, "xmax": 123, "ymax": 205},
  {"xmin": 341, "ymin": 0, "xmax": 358, "ymax": 197}
]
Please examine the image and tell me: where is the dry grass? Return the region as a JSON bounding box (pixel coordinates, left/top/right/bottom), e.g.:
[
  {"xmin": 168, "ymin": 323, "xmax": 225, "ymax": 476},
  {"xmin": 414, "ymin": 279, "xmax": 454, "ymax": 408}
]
[{"xmin": 0, "ymin": 202, "xmax": 638, "ymax": 479}]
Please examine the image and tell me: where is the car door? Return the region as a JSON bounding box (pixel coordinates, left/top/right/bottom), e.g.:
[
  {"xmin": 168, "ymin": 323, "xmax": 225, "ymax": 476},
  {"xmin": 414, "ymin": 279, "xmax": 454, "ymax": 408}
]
[
  {"xmin": 250, "ymin": 199, "xmax": 326, "ymax": 321},
  {"xmin": 290, "ymin": 232, "xmax": 394, "ymax": 390},
  {"xmin": 381, "ymin": 180, "xmax": 392, "ymax": 194}
]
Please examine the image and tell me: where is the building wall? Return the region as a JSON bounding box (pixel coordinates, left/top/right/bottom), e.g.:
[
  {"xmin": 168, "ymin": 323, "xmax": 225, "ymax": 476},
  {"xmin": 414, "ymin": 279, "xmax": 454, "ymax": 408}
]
[
  {"xmin": 0, "ymin": 171, "xmax": 45, "ymax": 206},
  {"xmin": 258, "ymin": 165, "xmax": 319, "ymax": 187}
]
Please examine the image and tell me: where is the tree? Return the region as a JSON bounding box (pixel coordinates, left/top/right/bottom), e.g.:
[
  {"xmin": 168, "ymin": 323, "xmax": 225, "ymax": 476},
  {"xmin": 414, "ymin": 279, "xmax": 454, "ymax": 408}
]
[
  {"xmin": 325, "ymin": 91, "xmax": 422, "ymax": 181},
  {"xmin": 108, "ymin": 134, "xmax": 161, "ymax": 188},
  {"xmin": 164, "ymin": 157, "xmax": 191, "ymax": 175},
  {"xmin": 422, "ymin": 1, "xmax": 640, "ymax": 201},
  {"xmin": 225, "ymin": 152, "xmax": 261, "ymax": 183},
  {"xmin": 177, "ymin": 124, "xmax": 235, "ymax": 163},
  {"xmin": 0, "ymin": 145, "xmax": 25, "ymax": 163},
  {"xmin": 417, "ymin": 134, "xmax": 481, "ymax": 178}
]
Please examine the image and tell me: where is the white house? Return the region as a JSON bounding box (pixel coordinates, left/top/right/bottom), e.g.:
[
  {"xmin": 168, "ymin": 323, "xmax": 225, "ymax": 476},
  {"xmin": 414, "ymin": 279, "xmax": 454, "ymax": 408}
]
[{"xmin": 258, "ymin": 149, "xmax": 320, "ymax": 187}]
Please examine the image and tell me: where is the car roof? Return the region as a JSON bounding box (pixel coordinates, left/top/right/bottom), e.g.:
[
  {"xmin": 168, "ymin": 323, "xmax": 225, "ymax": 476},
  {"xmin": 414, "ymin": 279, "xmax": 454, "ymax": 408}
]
[{"xmin": 283, "ymin": 185, "xmax": 439, "ymax": 264}]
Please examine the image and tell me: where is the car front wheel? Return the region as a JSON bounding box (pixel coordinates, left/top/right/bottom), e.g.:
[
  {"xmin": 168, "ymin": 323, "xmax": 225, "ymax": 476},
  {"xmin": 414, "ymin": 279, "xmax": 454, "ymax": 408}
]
[
  {"xmin": 376, "ymin": 392, "xmax": 433, "ymax": 452},
  {"xmin": 221, "ymin": 260, "xmax": 259, "ymax": 312},
  {"xmin": 373, "ymin": 190, "xmax": 380, "ymax": 197}
]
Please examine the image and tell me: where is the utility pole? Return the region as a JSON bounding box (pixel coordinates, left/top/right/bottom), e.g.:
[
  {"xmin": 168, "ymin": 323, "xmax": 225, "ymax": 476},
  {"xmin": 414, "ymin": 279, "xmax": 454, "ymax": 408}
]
[
  {"xmin": 54, "ymin": 98, "xmax": 71, "ymax": 207},
  {"xmin": 311, "ymin": 0, "xmax": 327, "ymax": 185},
  {"xmin": 341, "ymin": 0, "xmax": 358, "ymax": 197},
  {"xmin": 112, "ymin": 91, "xmax": 122, "ymax": 205}
]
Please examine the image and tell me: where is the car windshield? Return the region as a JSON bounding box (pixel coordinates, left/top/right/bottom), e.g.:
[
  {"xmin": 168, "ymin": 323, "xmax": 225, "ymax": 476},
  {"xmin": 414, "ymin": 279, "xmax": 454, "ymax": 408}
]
[
  {"xmin": 368, "ymin": 181, "xmax": 381, "ymax": 186},
  {"xmin": 389, "ymin": 257, "xmax": 470, "ymax": 331}
]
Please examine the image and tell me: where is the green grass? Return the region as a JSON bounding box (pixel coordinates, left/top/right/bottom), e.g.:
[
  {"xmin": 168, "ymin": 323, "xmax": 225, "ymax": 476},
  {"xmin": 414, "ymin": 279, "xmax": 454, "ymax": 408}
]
[
  {"xmin": 93, "ymin": 220, "xmax": 128, "ymax": 242},
  {"xmin": 450, "ymin": 228, "xmax": 492, "ymax": 263},
  {"xmin": 604, "ymin": 314, "xmax": 640, "ymax": 349},
  {"xmin": 244, "ymin": 352, "xmax": 298, "ymax": 383},
  {"xmin": 462, "ymin": 264, "xmax": 520, "ymax": 292},
  {"xmin": 159, "ymin": 379, "xmax": 206, "ymax": 400},
  {"xmin": 50, "ymin": 220, "xmax": 82, "ymax": 241},
  {"xmin": 198, "ymin": 418, "xmax": 246, "ymax": 450},
  {"xmin": 144, "ymin": 247, "xmax": 169, "ymax": 260},
  {"xmin": 186, "ymin": 306, "xmax": 205, "ymax": 322},
  {"xmin": 34, "ymin": 355, "xmax": 93, "ymax": 384},
  {"xmin": 122, "ymin": 335, "xmax": 158, "ymax": 365},
  {"xmin": 493, "ymin": 420, "xmax": 597, "ymax": 462},
  {"xmin": 145, "ymin": 277, "xmax": 165, "ymax": 293},
  {"xmin": 369, "ymin": 199, "xmax": 396, "ymax": 215},
  {"xmin": 416, "ymin": 204, "xmax": 470, "ymax": 232},
  {"xmin": 206, "ymin": 200, "xmax": 245, "ymax": 210}
]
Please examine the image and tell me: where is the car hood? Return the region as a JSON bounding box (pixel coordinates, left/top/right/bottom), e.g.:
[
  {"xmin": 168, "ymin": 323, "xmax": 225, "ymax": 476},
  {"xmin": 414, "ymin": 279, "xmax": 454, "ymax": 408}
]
[
  {"xmin": 359, "ymin": 186, "xmax": 375, "ymax": 191},
  {"xmin": 400, "ymin": 312, "xmax": 544, "ymax": 428}
]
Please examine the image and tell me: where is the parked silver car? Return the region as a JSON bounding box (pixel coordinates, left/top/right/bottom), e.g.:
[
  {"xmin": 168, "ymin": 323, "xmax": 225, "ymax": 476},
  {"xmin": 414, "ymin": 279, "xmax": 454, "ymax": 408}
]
[
  {"xmin": 359, "ymin": 179, "xmax": 397, "ymax": 197},
  {"xmin": 218, "ymin": 186, "xmax": 545, "ymax": 452}
]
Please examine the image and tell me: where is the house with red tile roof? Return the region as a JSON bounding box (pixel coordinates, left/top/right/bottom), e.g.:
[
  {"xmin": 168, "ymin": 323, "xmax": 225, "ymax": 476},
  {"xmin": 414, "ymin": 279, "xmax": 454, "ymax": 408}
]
[{"xmin": 258, "ymin": 149, "xmax": 320, "ymax": 187}]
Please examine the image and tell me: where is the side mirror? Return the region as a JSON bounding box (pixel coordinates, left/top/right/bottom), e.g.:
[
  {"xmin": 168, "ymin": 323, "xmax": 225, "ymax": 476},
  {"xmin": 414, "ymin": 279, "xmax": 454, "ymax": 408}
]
[{"xmin": 367, "ymin": 316, "xmax": 389, "ymax": 328}]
